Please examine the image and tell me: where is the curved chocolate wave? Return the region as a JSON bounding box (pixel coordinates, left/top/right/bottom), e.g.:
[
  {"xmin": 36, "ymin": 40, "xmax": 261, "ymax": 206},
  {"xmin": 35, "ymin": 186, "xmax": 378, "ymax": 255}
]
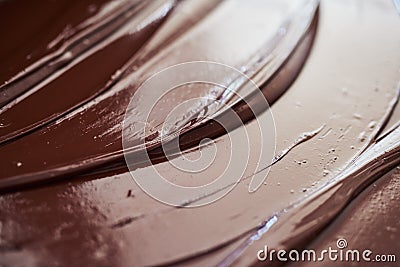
[{"xmin": 0, "ymin": 0, "xmax": 318, "ymax": 190}]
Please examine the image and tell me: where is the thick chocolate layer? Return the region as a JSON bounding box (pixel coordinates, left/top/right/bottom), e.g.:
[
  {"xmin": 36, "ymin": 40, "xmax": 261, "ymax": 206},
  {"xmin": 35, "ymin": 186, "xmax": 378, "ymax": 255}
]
[
  {"xmin": 0, "ymin": 0, "xmax": 317, "ymax": 190},
  {"xmin": 1, "ymin": 0, "xmax": 400, "ymax": 267},
  {"xmin": 0, "ymin": 0, "xmax": 143, "ymax": 106}
]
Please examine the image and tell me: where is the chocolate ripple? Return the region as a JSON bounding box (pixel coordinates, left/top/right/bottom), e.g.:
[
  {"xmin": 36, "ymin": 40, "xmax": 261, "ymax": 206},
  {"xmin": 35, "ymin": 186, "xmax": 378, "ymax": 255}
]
[{"xmin": 0, "ymin": 0, "xmax": 318, "ymax": 190}]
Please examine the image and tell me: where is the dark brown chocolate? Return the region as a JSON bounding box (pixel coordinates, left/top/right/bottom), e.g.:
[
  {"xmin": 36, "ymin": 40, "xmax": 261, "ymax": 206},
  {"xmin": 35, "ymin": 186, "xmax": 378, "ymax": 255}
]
[{"xmin": 0, "ymin": 0, "xmax": 317, "ymax": 190}]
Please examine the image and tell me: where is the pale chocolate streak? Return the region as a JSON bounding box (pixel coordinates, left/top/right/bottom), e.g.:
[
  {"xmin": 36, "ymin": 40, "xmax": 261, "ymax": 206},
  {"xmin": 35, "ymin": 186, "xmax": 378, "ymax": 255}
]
[
  {"xmin": 1, "ymin": 0, "xmax": 400, "ymax": 267},
  {"xmin": 218, "ymin": 107, "xmax": 400, "ymax": 266}
]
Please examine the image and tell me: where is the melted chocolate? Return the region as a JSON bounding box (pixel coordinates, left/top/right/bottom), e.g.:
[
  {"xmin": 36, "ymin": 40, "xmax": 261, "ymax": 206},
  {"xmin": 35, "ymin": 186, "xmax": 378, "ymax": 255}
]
[
  {"xmin": 0, "ymin": 0, "xmax": 143, "ymax": 106},
  {"xmin": 0, "ymin": 0, "xmax": 317, "ymax": 190},
  {"xmin": 1, "ymin": 0, "xmax": 400, "ymax": 267}
]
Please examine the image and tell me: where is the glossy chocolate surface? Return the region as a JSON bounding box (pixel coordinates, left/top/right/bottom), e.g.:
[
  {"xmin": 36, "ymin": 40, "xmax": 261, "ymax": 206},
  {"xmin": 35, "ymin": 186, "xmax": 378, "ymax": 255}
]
[{"xmin": 1, "ymin": 0, "xmax": 400, "ymax": 266}]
